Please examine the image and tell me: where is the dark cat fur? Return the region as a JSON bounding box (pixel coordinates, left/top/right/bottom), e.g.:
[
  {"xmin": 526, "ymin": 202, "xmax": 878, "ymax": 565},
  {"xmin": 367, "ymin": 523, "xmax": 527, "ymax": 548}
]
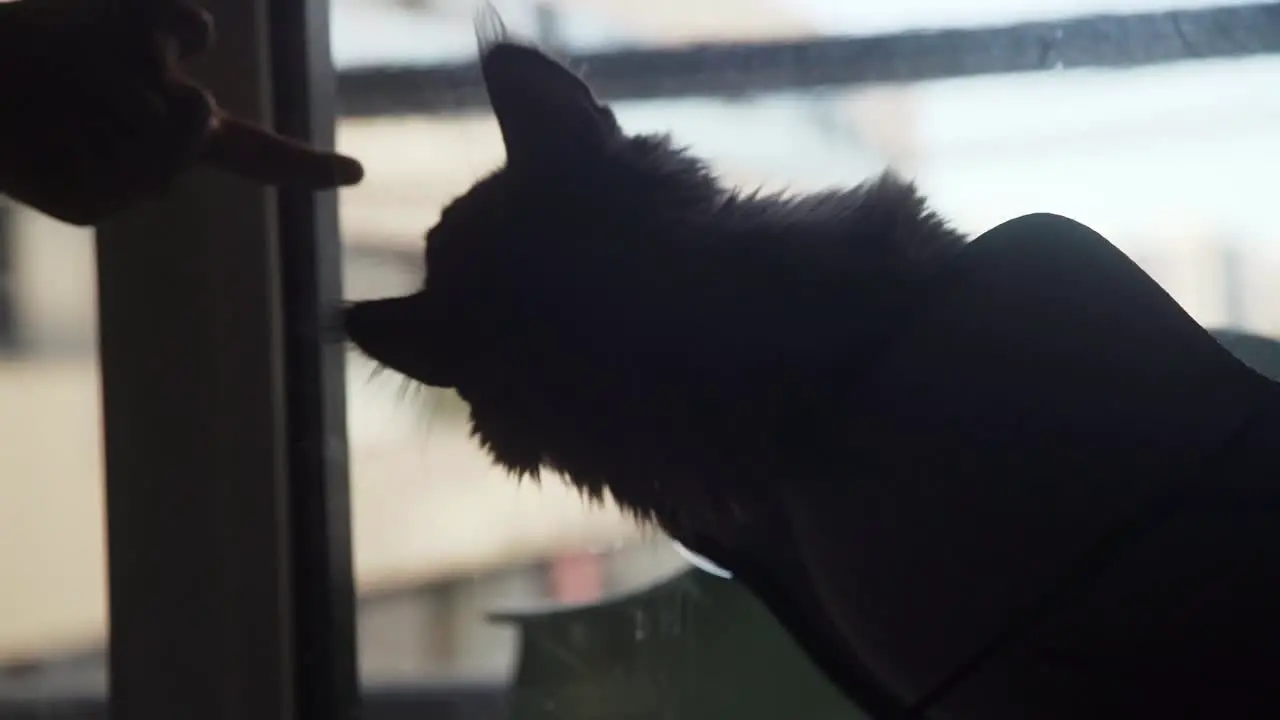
[{"xmin": 343, "ymin": 38, "xmax": 967, "ymax": 550}]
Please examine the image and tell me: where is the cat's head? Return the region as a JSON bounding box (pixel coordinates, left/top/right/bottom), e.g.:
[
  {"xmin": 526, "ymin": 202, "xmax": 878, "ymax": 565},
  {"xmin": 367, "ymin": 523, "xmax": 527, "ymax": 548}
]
[
  {"xmin": 343, "ymin": 39, "xmax": 725, "ymax": 490},
  {"xmin": 344, "ymin": 37, "xmax": 966, "ymax": 522}
]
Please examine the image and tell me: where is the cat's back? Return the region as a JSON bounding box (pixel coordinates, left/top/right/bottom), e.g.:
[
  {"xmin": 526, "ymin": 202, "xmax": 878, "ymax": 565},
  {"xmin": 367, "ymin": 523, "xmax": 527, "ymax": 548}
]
[{"xmin": 774, "ymin": 213, "xmax": 1280, "ymax": 717}]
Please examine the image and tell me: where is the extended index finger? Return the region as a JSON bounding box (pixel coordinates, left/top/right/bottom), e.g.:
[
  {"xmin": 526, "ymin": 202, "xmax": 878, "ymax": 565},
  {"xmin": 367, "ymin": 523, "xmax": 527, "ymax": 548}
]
[{"xmin": 201, "ymin": 115, "xmax": 365, "ymax": 189}]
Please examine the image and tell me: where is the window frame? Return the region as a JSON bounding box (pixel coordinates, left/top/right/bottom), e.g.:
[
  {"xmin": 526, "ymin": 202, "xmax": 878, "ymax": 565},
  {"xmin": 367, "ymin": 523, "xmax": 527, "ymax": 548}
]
[
  {"xmin": 266, "ymin": 0, "xmax": 360, "ymax": 716},
  {"xmin": 94, "ymin": 2, "xmax": 357, "ymax": 720}
]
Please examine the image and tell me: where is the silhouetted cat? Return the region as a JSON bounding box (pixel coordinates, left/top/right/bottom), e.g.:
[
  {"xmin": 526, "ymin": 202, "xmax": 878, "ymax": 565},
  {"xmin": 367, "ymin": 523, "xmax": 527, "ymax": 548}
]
[
  {"xmin": 346, "ymin": 35, "xmax": 1280, "ymax": 720},
  {"xmin": 344, "ymin": 36, "xmax": 968, "ymax": 716},
  {"xmin": 345, "ymin": 39, "xmax": 964, "ymax": 532}
]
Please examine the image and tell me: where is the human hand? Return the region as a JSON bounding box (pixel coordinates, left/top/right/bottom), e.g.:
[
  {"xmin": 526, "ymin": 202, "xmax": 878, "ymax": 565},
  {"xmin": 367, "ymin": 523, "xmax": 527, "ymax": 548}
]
[{"xmin": 0, "ymin": 0, "xmax": 364, "ymax": 226}]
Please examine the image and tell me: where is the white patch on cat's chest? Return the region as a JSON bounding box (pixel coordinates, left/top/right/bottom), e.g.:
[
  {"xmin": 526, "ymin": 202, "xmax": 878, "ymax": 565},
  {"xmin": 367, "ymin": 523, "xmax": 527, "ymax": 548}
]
[{"xmin": 673, "ymin": 540, "xmax": 734, "ymax": 578}]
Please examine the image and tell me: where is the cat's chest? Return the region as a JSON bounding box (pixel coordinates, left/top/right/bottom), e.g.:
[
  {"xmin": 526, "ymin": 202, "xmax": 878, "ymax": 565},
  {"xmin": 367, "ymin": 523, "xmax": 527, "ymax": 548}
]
[{"xmin": 606, "ymin": 462, "xmax": 786, "ymax": 556}]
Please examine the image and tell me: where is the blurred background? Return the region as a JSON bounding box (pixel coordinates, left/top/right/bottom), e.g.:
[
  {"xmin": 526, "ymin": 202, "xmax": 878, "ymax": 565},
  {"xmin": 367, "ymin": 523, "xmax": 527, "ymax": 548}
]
[{"xmin": 2, "ymin": 0, "xmax": 1280, "ymax": 708}]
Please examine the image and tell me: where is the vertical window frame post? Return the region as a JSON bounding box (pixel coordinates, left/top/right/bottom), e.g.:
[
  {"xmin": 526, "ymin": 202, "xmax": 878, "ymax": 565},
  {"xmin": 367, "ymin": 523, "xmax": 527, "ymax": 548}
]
[{"xmin": 95, "ymin": 1, "xmax": 358, "ymax": 719}]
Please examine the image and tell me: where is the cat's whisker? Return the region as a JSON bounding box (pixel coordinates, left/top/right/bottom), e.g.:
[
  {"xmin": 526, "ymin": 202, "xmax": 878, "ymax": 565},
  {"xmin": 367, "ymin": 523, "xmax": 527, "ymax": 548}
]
[{"xmin": 363, "ymin": 360, "xmax": 388, "ymax": 384}]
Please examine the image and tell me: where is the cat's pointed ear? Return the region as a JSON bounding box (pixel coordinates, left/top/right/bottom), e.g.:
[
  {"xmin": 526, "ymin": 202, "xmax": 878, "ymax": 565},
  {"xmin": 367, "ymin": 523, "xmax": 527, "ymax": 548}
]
[{"xmin": 478, "ymin": 39, "xmax": 620, "ymax": 169}]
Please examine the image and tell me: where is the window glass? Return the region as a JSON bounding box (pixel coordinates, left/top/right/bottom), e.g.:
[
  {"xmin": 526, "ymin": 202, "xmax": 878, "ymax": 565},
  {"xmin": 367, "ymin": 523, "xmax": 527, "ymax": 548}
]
[
  {"xmin": 0, "ymin": 203, "xmax": 109, "ymax": 708},
  {"xmin": 331, "ymin": 0, "xmax": 1280, "ymax": 713}
]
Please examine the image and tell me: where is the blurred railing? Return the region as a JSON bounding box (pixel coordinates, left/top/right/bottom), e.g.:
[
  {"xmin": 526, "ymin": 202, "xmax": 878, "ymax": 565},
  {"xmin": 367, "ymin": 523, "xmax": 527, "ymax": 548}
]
[{"xmin": 335, "ymin": 3, "xmax": 1280, "ymax": 116}]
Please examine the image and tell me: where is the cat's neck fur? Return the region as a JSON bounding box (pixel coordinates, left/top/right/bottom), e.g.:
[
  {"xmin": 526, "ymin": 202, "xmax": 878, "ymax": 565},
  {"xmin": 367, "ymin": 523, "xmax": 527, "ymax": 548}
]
[{"xmin": 478, "ymin": 136, "xmax": 968, "ymax": 537}]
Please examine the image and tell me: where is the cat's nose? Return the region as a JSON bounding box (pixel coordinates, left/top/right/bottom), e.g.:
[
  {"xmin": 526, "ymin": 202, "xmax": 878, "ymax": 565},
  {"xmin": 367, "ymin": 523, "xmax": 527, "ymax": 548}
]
[
  {"xmin": 343, "ymin": 295, "xmax": 414, "ymax": 356},
  {"xmin": 343, "ymin": 293, "xmax": 457, "ymax": 389},
  {"xmin": 316, "ymin": 302, "xmax": 348, "ymax": 345}
]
